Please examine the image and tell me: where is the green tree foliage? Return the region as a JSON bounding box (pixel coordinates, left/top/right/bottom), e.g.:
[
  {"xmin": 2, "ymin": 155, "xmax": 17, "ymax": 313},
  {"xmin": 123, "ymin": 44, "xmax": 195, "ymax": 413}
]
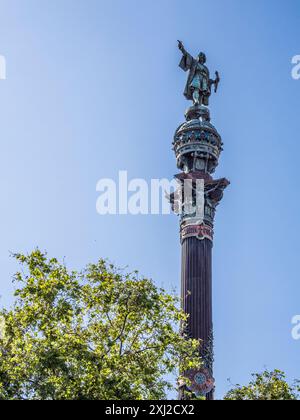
[
  {"xmin": 0, "ymin": 250, "xmax": 201, "ymax": 400},
  {"xmin": 224, "ymin": 370, "xmax": 300, "ymax": 400}
]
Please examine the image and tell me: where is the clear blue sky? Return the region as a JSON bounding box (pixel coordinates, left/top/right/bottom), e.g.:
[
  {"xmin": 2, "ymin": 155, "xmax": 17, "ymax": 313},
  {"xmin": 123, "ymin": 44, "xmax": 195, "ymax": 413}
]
[{"xmin": 0, "ymin": 0, "xmax": 300, "ymax": 399}]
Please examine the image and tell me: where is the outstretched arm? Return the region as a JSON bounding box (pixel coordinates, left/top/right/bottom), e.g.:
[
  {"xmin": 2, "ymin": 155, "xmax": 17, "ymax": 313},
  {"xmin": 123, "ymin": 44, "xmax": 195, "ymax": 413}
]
[
  {"xmin": 178, "ymin": 40, "xmax": 194, "ymax": 72},
  {"xmin": 178, "ymin": 40, "xmax": 187, "ymax": 56}
]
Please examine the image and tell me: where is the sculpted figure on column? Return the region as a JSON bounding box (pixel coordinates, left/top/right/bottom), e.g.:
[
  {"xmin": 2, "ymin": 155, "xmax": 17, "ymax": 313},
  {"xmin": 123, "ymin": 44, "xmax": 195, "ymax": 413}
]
[{"xmin": 178, "ymin": 40, "xmax": 220, "ymax": 106}]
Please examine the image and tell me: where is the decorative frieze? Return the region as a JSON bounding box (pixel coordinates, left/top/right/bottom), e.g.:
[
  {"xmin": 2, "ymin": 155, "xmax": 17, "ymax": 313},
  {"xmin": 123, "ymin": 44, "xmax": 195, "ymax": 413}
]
[{"xmin": 181, "ymin": 223, "xmax": 214, "ymax": 243}]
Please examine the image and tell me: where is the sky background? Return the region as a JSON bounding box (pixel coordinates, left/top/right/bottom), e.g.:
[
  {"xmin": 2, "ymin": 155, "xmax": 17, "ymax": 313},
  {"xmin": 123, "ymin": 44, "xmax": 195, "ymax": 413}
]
[{"xmin": 0, "ymin": 0, "xmax": 300, "ymax": 399}]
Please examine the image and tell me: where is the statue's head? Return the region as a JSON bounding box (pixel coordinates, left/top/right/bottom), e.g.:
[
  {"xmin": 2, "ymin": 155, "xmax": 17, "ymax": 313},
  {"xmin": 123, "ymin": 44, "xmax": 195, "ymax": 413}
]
[{"xmin": 198, "ymin": 52, "xmax": 207, "ymax": 64}]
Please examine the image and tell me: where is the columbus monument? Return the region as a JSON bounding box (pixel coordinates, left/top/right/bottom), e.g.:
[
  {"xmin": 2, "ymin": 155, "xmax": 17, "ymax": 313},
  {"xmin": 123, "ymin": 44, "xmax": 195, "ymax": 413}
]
[{"xmin": 170, "ymin": 42, "xmax": 229, "ymax": 400}]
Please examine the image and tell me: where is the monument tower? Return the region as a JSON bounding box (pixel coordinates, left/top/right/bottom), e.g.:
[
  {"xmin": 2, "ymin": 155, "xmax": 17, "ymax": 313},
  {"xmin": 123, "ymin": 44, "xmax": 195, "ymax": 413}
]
[{"xmin": 170, "ymin": 42, "xmax": 229, "ymax": 400}]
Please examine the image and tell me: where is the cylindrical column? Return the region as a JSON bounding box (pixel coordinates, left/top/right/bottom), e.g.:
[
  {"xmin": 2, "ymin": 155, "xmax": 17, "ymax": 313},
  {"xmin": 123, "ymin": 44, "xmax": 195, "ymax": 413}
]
[
  {"xmin": 171, "ymin": 101, "xmax": 229, "ymax": 400},
  {"xmin": 181, "ymin": 237, "xmax": 212, "ymax": 345},
  {"xmin": 181, "ymin": 237, "xmax": 214, "ymax": 400}
]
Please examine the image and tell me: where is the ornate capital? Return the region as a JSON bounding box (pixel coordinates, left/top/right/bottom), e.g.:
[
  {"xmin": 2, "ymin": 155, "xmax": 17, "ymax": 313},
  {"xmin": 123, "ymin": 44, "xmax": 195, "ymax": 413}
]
[{"xmin": 169, "ymin": 173, "xmax": 230, "ymax": 242}]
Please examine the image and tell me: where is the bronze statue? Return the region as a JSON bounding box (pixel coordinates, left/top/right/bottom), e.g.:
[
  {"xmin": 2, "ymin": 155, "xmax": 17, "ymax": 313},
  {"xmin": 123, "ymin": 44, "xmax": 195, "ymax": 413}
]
[{"xmin": 178, "ymin": 41, "xmax": 220, "ymax": 106}]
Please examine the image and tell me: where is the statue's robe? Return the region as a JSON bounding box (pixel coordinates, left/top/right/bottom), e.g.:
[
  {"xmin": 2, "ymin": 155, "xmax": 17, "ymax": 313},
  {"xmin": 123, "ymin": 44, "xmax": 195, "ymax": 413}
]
[{"xmin": 179, "ymin": 52, "xmax": 210, "ymax": 105}]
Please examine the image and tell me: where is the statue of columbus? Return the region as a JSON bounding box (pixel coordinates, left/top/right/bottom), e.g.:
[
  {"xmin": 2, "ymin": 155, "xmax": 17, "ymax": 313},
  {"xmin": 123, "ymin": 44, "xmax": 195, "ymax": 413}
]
[{"xmin": 178, "ymin": 40, "xmax": 220, "ymax": 107}]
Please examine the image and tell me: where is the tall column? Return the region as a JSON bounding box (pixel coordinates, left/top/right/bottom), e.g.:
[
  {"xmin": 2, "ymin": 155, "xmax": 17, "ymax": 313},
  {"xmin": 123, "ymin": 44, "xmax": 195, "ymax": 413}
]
[
  {"xmin": 181, "ymin": 238, "xmax": 212, "ymax": 352},
  {"xmin": 170, "ymin": 100, "xmax": 229, "ymax": 399},
  {"xmin": 181, "ymin": 238, "xmax": 213, "ymax": 399}
]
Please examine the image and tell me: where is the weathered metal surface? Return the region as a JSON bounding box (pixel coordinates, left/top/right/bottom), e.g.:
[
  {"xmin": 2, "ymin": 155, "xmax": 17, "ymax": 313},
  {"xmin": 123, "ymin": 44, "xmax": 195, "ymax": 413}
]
[
  {"xmin": 173, "ymin": 42, "xmax": 229, "ymax": 400},
  {"xmin": 181, "ymin": 237, "xmax": 213, "ymax": 349},
  {"xmin": 181, "ymin": 237, "xmax": 215, "ymax": 400},
  {"xmin": 178, "ymin": 41, "xmax": 220, "ymax": 107}
]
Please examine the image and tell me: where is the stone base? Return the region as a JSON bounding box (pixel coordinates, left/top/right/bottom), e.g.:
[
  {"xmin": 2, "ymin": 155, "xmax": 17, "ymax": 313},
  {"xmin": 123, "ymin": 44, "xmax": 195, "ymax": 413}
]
[{"xmin": 185, "ymin": 105, "xmax": 210, "ymax": 122}]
